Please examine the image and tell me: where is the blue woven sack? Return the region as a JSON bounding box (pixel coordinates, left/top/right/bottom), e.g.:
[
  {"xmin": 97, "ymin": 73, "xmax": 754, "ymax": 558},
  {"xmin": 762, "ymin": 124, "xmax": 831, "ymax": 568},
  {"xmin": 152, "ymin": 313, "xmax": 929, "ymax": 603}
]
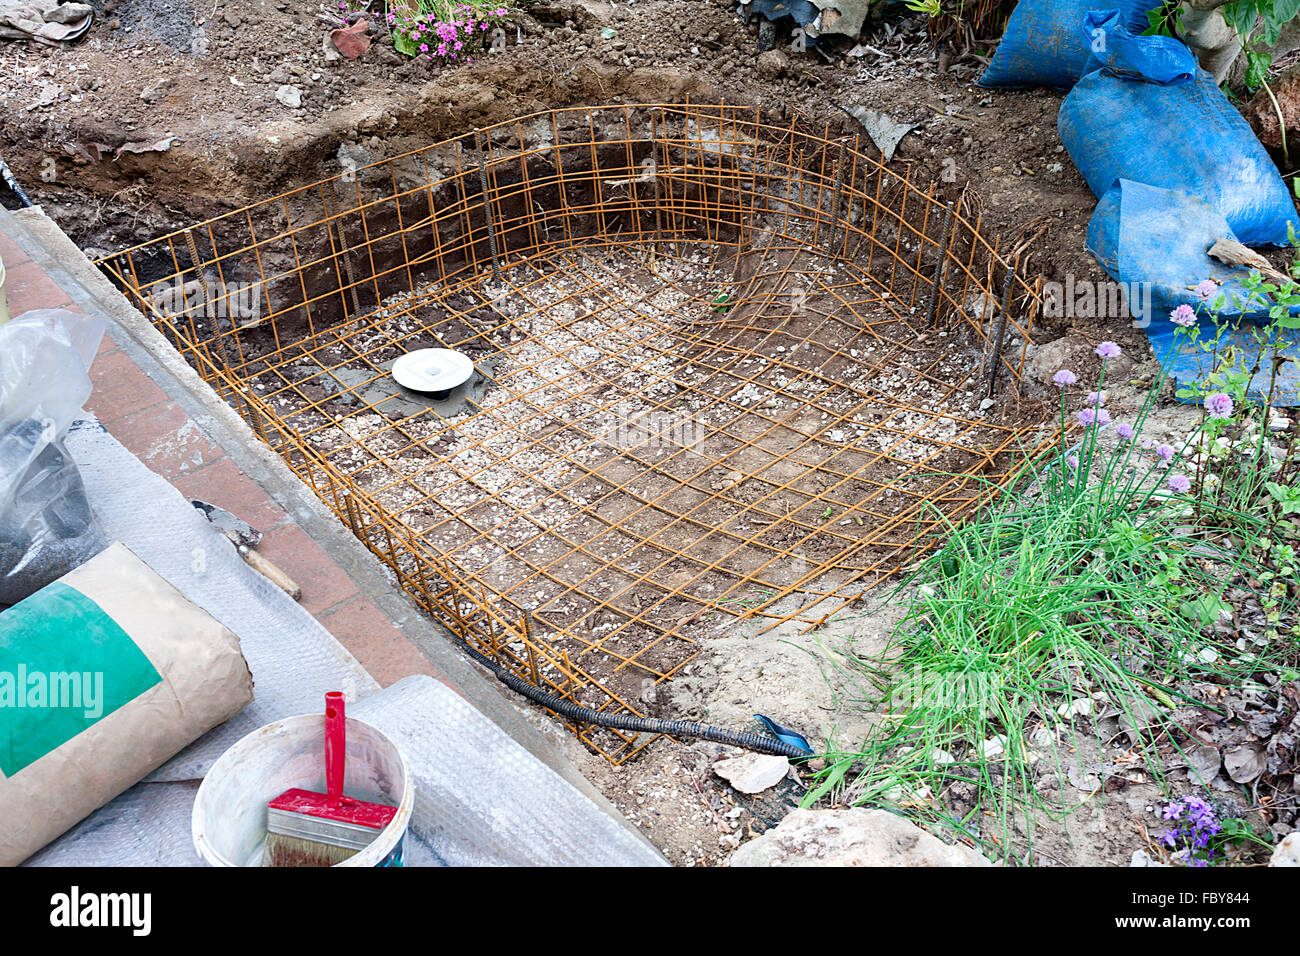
[
  {"xmin": 1059, "ymin": 11, "xmax": 1298, "ymax": 246},
  {"xmin": 978, "ymin": 0, "xmax": 1161, "ymax": 89},
  {"xmin": 1087, "ymin": 179, "xmax": 1300, "ymax": 405}
]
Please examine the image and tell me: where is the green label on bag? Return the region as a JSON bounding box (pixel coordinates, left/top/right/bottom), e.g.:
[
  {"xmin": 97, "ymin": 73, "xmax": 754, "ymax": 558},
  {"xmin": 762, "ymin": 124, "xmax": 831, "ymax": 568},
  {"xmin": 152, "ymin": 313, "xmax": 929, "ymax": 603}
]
[{"xmin": 0, "ymin": 582, "xmax": 162, "ymax": 777}]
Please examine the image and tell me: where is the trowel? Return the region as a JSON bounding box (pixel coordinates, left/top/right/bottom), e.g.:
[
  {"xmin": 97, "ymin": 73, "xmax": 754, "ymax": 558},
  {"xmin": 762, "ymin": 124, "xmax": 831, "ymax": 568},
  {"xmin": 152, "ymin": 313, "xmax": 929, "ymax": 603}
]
[{"xmin": 191, "ymin": 499, "xmax": 303, "ymax": 601}]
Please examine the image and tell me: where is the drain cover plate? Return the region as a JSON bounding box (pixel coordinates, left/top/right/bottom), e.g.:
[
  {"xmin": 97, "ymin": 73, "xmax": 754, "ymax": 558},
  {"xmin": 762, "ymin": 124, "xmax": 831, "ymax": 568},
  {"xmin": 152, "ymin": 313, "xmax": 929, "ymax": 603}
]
[{"xmin": 392, "ymin": 348, "xmax": 475, "ymax": 394}]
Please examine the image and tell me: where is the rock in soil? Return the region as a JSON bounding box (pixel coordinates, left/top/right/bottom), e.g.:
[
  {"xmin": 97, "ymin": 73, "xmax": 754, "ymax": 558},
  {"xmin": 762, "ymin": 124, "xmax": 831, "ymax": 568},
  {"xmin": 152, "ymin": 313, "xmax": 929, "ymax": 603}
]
[
  {"xmin": 1025, "ymin": 333, "xmax": 1133, "ymax": 389},
  {"xmin": 755, "ymin": 49, "xmax": 789, "ymax": 79},
  {"xmin": 1130, "ymin": 849, "xmax": 1168, "ymax": 867},
  {"xmin": 729, "ymin": 808, "xmax": 993, "ymax": 866},
  {"xmin": 712, "ymin": 753, "xmax": 789, "ymax": 794},
  {"xmin": 275, "ymin": 84, "xmax": 302, "ymax": 108},
  {"xmin": 1270, "ymin": 832, "xmax": 1300, "ymax": 867}
]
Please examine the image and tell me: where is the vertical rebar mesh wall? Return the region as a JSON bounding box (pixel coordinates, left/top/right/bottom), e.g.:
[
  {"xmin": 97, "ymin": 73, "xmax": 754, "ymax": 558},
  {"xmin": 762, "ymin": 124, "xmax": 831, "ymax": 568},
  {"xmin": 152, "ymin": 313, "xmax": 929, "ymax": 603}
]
[{"xmin": 101, "ymin": 104, "xmax": 1045, "ymax": 762}]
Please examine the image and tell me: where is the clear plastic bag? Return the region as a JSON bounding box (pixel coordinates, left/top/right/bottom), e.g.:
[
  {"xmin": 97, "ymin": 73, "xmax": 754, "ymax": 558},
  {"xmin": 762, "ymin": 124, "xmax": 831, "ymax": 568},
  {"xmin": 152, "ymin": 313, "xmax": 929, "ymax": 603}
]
[{"xmin": 0, "ymin": 308, "xmax": 108, "ymax": 605}]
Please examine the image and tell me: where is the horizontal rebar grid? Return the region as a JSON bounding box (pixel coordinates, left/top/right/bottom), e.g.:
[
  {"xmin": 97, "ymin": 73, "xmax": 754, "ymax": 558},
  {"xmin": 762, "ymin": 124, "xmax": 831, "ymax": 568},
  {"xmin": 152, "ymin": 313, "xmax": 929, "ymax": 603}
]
[{"xmin": 102, "ymin": 103, "xmax": 1046, "ymax": 762}]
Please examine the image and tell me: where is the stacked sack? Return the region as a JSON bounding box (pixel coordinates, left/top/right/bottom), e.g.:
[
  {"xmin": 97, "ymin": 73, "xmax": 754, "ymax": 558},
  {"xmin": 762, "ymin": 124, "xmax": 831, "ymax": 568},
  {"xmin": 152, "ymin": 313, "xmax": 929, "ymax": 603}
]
[
  {"xmin": 979, "ymin": 3, "xmax": 1299, "ymax": 401},
  {"xmin": 1058, "ymin": 10, "xmax": 1297, "ymax": 250},
  {"xmin": 978, "ymin": 0, "xmax": 1163, "ymax": 89}
]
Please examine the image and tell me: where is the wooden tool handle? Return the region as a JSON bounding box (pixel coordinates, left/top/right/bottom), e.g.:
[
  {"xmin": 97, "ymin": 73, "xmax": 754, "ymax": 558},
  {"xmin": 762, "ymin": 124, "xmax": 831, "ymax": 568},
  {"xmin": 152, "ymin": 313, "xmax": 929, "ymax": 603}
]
[{"xmin": 243, "ymin": 550, "xmax": 303, "ymax": 601}]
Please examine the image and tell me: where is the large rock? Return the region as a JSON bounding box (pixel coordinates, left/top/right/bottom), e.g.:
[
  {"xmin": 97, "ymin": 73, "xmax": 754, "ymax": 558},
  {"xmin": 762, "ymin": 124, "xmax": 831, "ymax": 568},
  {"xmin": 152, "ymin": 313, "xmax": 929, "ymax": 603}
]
[
  {"xmin": 1024, "ymin": 334, "xmax": 1133, "ymax": 389},
  {"xmin": 1245, "ymin": 63, "xmax": 1300, "ymax": 154},
  {"xmin": 729, "ymin": 808, "xmax": 993, "ymax": 867},
  {"xmin": 1269, "ymin": 832, "xmax": 1300, "ymax": 867}
]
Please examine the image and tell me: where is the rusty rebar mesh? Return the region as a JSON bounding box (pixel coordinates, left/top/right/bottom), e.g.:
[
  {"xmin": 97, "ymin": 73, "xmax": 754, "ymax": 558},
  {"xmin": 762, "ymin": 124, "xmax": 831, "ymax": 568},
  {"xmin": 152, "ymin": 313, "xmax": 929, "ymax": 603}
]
[{"xmin": 100, "ymin": 103, "xmax": 1047, "ymax": 763}]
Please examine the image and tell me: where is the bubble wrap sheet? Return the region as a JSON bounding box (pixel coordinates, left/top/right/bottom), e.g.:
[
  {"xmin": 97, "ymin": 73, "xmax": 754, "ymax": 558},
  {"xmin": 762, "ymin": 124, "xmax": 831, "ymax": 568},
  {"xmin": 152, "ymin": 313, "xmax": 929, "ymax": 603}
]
[
  {"xmin": 24, "ymin": 418, "xmax": 661, "ymax": 866},
  {"xmin": 351, "ymin": 676, "xmax": 666, "ymax": 866}
]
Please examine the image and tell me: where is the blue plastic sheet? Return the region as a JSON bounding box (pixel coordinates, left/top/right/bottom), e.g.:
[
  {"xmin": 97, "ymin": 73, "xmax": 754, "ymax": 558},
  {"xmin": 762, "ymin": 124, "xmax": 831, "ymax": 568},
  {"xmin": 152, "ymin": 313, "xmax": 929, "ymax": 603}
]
[
  {"xmin": 978, "ymin": 0, "xmax": 1161, "ymax": 90},
  {"xmin": 746, "ymin": 0, "xmax": 820, "ymax": 27},
  {"xmin": 1086, "ymin": 180, "xmax": 1300, "ymax": 405},
  {"xmin": 1059, "ymin": 12, "xmax": 1299, "ymax": 247}
]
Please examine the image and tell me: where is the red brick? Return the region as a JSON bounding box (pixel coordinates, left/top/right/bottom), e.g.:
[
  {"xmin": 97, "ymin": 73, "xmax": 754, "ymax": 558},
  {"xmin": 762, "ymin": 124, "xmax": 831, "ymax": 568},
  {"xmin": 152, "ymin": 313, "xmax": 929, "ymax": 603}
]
[
  {"xmin": 1, "ymin": 261, "xmax": 72, "ymax": 314},
  {"xmin": 254, "ymin": 522, "xmax": 359, "ymax": 617},
  {"xmin": 96, "ymin": 331, "xmax": 120, "ymax": 356},
  {"xmin": 318, "ymin": 596, "xmax": 440, "ymax": 687},
  {"xmin": 0, "ymin": 229, "xmax": 32, "ymax": 268},
  {"xmin": 86, "ymin": 348, "xmax": 169, "ymax": 424},
  {"xmin": 170, "ymin": 456, "xmax": 289, "ymax": 534},
  {"xmin": 104, "ymin": 401, "xmax": 225, "ymax": 480}
]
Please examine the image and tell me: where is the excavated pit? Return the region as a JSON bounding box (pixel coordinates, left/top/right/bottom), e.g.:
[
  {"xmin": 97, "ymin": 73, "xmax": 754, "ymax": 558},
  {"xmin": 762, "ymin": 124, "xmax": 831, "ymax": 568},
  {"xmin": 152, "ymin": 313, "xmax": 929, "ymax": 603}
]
[{"xmin": 102, "ymin": 103, "xmax": 1045, "ymax": 761}]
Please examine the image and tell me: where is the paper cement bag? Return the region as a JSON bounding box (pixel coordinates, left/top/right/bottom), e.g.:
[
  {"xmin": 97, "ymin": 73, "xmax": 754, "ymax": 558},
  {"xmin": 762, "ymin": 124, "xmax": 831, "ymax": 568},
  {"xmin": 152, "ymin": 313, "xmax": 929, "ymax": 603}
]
[{"xmin": 0, "ymin": 541, "xmax": 254, "ymax": 865}]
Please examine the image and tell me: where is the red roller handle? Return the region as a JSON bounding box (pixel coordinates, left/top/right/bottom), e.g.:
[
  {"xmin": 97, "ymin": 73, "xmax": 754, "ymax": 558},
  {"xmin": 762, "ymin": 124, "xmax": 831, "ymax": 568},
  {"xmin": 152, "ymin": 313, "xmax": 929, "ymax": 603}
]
[{"xmin": 324, "ymin": 691, "xmax": 346, "ymax": 801}]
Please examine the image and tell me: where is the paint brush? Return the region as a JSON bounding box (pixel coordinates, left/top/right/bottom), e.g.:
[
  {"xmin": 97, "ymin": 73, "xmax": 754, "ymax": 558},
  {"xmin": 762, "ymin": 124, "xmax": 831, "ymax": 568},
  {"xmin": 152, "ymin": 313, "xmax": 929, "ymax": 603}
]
[{"xmin": 262, "ymin": 691, "xmax": 398, "ymax": 867}]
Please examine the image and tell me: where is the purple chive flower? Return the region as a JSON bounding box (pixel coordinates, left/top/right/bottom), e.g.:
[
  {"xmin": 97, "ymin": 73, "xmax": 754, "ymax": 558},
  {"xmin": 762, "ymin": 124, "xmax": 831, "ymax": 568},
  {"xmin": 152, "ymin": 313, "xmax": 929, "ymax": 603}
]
[
  {"xmin": 1156, "ymin": 444, "xmax": 1174, "ymax": 462},
  {"xmin": 1170, "ymin": 304, "xmax": 1196, "ymax": 327},
  {"xmin": 1194, "ymin": 279, "xmax": 1219, "ymax": 301},
  {"xmin": 1205, "ymin": 392, "xmax": 1234, "ymax": 420},
  {"xmin": 1116, "ymin": 422, "xmax": 1135, "ymax": 441},
  {"xmin": 1053, "ymin": 369, "xmax": 1077, "ymax": 388},
  {"xmin": 1077, "ymin": 408, "xmax": 1112, "ymax": 428},
  {"xmin": 1066, "ymin": 454, "xmax": 1079, "ymax": 470},
  {"xmin": 1096, "ymin": 341, "xmax": 1122, "ymax": 360},
  {"xmin": 1086, "ymin": 390, "xmax": 1107, "ymax": 406},
  {"xmin": 1168, "ymin": 473, "xmax": 1191, "ymax": 494}
]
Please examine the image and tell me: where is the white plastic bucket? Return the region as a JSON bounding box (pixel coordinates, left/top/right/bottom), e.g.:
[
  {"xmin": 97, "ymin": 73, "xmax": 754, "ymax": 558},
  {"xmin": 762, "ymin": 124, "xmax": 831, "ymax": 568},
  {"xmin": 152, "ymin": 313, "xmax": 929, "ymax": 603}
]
[{"xmin": 192, "ymin": 712, "xmax": 413, "ymax": 867}]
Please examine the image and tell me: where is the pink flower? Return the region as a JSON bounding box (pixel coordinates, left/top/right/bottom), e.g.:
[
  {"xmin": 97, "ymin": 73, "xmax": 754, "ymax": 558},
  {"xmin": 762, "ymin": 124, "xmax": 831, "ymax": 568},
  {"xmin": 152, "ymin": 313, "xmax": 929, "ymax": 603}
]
[
  {"xmin": 1156, "ymin": 444, "xmax": 1174, "ymax": 462},
  {"xmin": 1168, "ymin": 473, "xmax": 1191, "ymax": 494},
  {"xmin": 1170, "ymin": 304, "xmax": 1196, "ymax": 327},
  {"xmin": 1116, "ymin": 422, "xmax": 1135, "ymax": 441},
  {"xmin": 1095, "ymin": 341, "xmax": 1122, "ymax": 360},
  {"xmin": 1205, "ymin": 392, "xmax": 1234, "ymax": 419},
  {"xmin": 1067, "ymin": 454, "xmax": 1079, "ymax": 470},
  {"xmin": 419, "ymin": 42, "xmax": 428, "ymax": 52},
  {"xmin": 1053, "ymin": 369, "xmax": 1077, "ymax": 388},
  {"xmin": 1194, "ymin": 279, "xmax": 1219, "ymax": 301}
]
